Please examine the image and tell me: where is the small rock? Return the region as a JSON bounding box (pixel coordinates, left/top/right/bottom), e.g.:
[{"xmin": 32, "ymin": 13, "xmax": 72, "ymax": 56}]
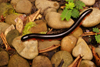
[
  {"xmin": 35, "ymin": 0, "xmax": 59, "ymax": 14},
  {"xmin": 61, "ymin": 35, "xmax": 77, "ymax": 53},
  {"xmin": 6, "ymin": 29, "xmax": 19, "ymax": 47},
  {"xmin": 72, "ymin": 37, "xmax": 93, "ymax": 60},
  {"xmin": 32, "ymin": 55, "xmax": 52, "ymax": 67},
  {"xmin": 8, "ymin": 54, "xmax": 30, "ymax": 67},
  {"xmin": 0, "ymin": 22, "xmax": 10, "ymax": 34},
  {"xmin": 11, "ymin": 0, "xmax": 21, "ymax": 6},
  {"xmin": 45, "ymin": 12, "xmax": 74, "ymax": 29},
  {"xmin": 15, "ymin": 0, "xmax": 32, "ymax": 13},
  {"xmin": 38, "ymin": 40, "xmax": 60, "ymax": 53},
  {"xmin": 80, "ymin": 0, "xmax": 95, "ymax": 6},
  {"xmin": 0, "ymin": 50, "xmax": 9, "ymax": 66},
  {"xmin": 39, "ymin": 40, "xmax": 60, "ymax": 50},
  {"xmin": 71, "ymin": 27, "xmax": 83, "ymax": 38},
  {"xmin": 82, "ymin": 8, "xmax": 100, "ymax": 27},
  {"xmin": 5, "ymin": 13, "xmax": 22, "ymax": 25},
  {"xmin": 51, "ymin": 51, "xmax": 73, "ymax": 67},
  {"xmin": 79, "ymin": 60, "xmax": 96, "ymax": 67},
  {"xmin": 12, "ymin": 36, "xmax": 38, "ymax": 59},
  {"xmin": 0, "ymin": 3, "xmax": 13, "ymax": 19},
  {"xmin": 29, "ymin": 20, "xmax": 47, "ymax": 33}
]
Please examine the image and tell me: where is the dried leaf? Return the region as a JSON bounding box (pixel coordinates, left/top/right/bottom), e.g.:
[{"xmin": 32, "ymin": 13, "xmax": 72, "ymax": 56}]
[
  {"xmin": 81, "ymin": 32, "xmax": 100, "ymax": 36},
  {"xmin": 15, "ymin": 14, "xmax": 26, "ymax": 24},
  {"xmin": 0, "ymin": 33, "xmax": 11, "ymax": 51},
  {"xmin": 4, "ymin": 24, "xmax": 15, "ymax": 36},
  {"xmin": 28, "ymin": 9, "xmax": 40, "ymax": 22},
  {"xmin": 16, "ymin": 18, "xmax": 23, "ymax": 33}
]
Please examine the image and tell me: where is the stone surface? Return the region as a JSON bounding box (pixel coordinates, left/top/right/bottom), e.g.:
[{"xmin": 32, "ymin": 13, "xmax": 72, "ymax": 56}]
[
  {"xmin": 15, "ymin": 0, "xmax": 32, "ymax": 13},
  {"xmin": 79, "ymin": 60, "xmax": 96, "ymax": 67},
  {"xmin": 71, "ymin": 27, "xmax": 83, "ymax": 38},
  {"xmin": 35, "ymin": 0, "xmax": 59, "ymax": 13},
  {"xmin": 80, "ymin": 0, "xmax": 95, "ymax": 6},
  {"xmin": 61, "ymin": 35, "xmax": 77, "ymax": 53},
  {"xmin": 32, "ymin": 55, "xmax": 52, "ymax": 67},
  {"xmin": 8, "ymin": 54, "xmax": 30, "ymax": 67},
  {"xmin": 29, "ymin": 20, "xmax": 47, "ymax": 33},
  {"xmin": 39, "ymin": 40, "xmax": 60, "ymax": 51},
  {"xmin": 0, "ymin": 22, "xmax": 10, "ymax": 34},
  {"xmin": 6, "ymin": 29, "xmax": 19, "ymax": 47},
  {"xmin": 95, "ymin": 47, "xmax": 100, "ymax": 57},
  {"xmin": 72, "ymin": 37, "xmax": 93, "ymax": 60},
  {"xmin": 45, "ymin": 12, "xmax": 74, "ymax": 29},
  {"xmin": 0, "ymin": 3, "xmax": 13, "ymax": 19},
  {"xmin": 12, "ymin": 36, "xmax": 38, "ymax": 59},
  {"xmin": 0, "ymin": 50, "xmax": 9, "ymax": 66},
  {"xmin": 51, "ymin": 51, "xmax": 73, "ymax": 67},
  {"xmin": 5, "ymin": 13, "xmax": 21, "ymax": 25},
  {"xmin": 82, "ymin": 8, "xmax": 100, "ymax": 27}
]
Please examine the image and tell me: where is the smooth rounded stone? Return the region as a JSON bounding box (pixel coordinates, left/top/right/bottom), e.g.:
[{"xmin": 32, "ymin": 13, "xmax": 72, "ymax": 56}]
[
  {"xmin": 95, "ymin": 47, "xmax": 100, "ymax": 57},
  {"xmin": 80, "ymin": 0, "xmax": 95, "ymax": 6},
  {"xmin": 0, "ymin": 3, "xmax": 13, "ymax": 19},
  {"xmin": 44, "ymin": 8, "xmax": 57, "ymax": 16},
  {"xmin": 29, "ymin": 20, "xmax": 47, "ymax": 33},
  {"xmin": 61, "ymin": 35, "xmax": 77, "ymax": 53},
  {"xmin": 71, "ymin": 27, "xmax": 83, "ymax": 38},
  {"xmin": 79, "ymin": 60, "xmax": 96, "ymax": 67},
  {"xmin": 35, "ymin": 0, "xmax": 59, "ymax": 14},
  {"xmin": 0, "ymin": 50, "xmax": 9, "ymax": 66},
  {"xmin": 51, "ymin": 51, "xmax": 73, "ymax": 67},
  {"xmin": 81, "ymin": 8, "xmax": 100, "ymax": 27},
  {"xmin": 0, "ymin": 22, "xmax": 10, "ymax": 34},
  {"xmin": 15, "ymin": 0, "xmax": 32, "ymax": 13},
  {"xmin": 6, "ymin": 29, "xmax": 19, "ymax": 47},
  {"xmin": 11, "ymin": 0, "xmax": 20, "ymax": 6},
  {"xmin": 8, "ymin": 54, "xmax": 30, "ymax": 67},
  {"xmin": 12, "ymin": 36, "xmax": 38, "ymax": 59},
  {"xmin": 32, "ymin": 55, "xmax": 52, "ymax": 67},
  {"xmin": 45, "ymin": 12, "xmax": 74, "ymax": 29},
  {"xmin": 5, "ymin": 13, "xmax": 21, "ymax": 25},
  {"xmin": 38, "ymin": 40, "xmax": 60, "ymax": 51},
  {"xmin": 72, "ymin": 37, "xmax": 93, "ymax": 60}
]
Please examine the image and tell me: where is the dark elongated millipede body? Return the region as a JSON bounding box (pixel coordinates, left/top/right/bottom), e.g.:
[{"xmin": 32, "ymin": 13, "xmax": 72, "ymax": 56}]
[{"xmin": 21, "ymin": 9, "xmax": 93, "ymax": 41}]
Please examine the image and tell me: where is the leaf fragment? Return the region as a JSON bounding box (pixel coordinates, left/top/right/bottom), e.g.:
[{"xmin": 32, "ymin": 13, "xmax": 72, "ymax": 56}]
[
  {"xmin": 75, "ymin": 0, "xmax": 85, "ymax": 10},
  {"xmin": 16, "ymin": 18, "xmax": 23, "ymax": 33},
  {"xmin": 93, "ymin": 27, "xmax": 99, "ymax": 33},
  {"xmin": 72, "ymin": 8, "xmax": 79, "ymax": 18},
  {"xmin": 61, "ymin": 9, "xmax": 72, "ymax": 21},
  {"xmin": 22, "ymin": 22, "xmax": 36, "ymax": 35},
  {"xmin": 95, "ymin": 35, "xmax": 100, "ymax": 44},
  {"xmin": 61, "ymin": 0, "xmax": 85, "ymax": 21}
]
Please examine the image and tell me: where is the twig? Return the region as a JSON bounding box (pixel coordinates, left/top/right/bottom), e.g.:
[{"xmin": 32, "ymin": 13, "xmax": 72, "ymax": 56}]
[
  {"xmin": 0, "ymin": 33, "xmax": 11, "ymax": 51},
  {"xmin": 28, "ymin": 9, "xmax": 40, "ymax": 22},
  {"xmin": 47, "ymin": 28, "xmax": 53, "ymax": 34},
  {"xmin": 68, "ymin": 55, "xmax": 82, "ymax": 67},
  {"xmin": 81, "ymin": 32, "xmax": 100, "ymax": 36}
]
